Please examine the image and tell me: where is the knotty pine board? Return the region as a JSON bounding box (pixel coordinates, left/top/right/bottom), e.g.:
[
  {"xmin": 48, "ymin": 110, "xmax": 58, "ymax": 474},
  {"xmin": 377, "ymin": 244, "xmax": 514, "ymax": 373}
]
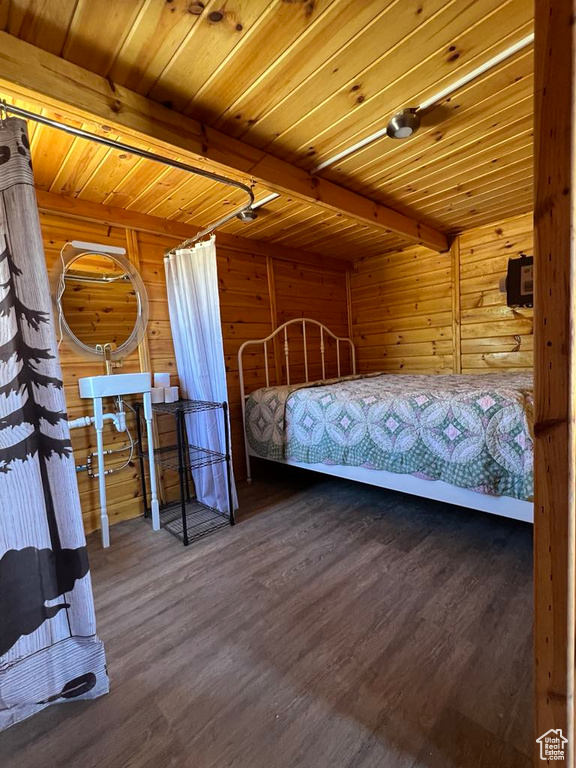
[
  {"xmin": 1, "ymin": 1, "xmax": 533, "ymax": 236},
  {"xmin": 350, "ymin": 211, "xmax": 533, "ymax": 376},
  {"xmin": 350, "ymin": 244, "xmax": 455, "ymax": 375},
  {"xmin": 459, "ymin": 212, "xmax": 533, "ymax": 373},
  {"xmin": 41, "ymin": 204, "xmax": 532, "ymax": 536},
  {"xmin": 42, "ymin": 212, "xmax": 147, "ymax": 533},
  {"xmin": 40, "ymin": 210, "xmax": 350, "ymax": 534}
]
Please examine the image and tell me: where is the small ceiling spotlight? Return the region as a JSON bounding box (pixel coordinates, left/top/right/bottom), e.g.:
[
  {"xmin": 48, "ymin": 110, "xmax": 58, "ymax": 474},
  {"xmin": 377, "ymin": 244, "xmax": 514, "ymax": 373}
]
[
  {"xmin": 236, "ymin": 208, "xmax": 258, "ymax": 222},
  {"xmin": 386, "ymin": 108, "xmax": 421, "ymax": 139}
]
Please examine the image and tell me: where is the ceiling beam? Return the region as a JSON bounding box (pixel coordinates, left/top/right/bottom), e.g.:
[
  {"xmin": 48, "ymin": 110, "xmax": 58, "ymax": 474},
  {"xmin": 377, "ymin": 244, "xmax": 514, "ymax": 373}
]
[
  {"xmin": 0, "ymin": 32, "xmax": 448, "ymax": 253},
  {"xmin": 35, "ymin": 190, "xmax": 350, "ymax": 272}
]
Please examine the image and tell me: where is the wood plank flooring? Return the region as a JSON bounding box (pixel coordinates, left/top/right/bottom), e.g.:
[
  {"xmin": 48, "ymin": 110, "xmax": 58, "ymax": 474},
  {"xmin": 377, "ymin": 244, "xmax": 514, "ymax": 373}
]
[{"xmin": 0, "ymin": 465, "xmax": 533, "ymax": 767}]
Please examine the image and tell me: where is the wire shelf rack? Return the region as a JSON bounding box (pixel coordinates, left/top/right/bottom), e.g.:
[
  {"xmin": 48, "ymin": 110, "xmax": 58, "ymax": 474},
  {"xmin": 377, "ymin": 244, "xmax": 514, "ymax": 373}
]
[
  {"xmin": 134, "ymin": 397, "xmax": 234, "ymax": 546},
  {"xmin": 152, "ymin": 399, "xmax": 224, "ymax": 415},
  {"xmin": 159, "ymin": 499, "xmax": 230, "ymax": 544},
  {"xmin": 142, "ymin": 444, "xmax": 226, "ymax": 472}
]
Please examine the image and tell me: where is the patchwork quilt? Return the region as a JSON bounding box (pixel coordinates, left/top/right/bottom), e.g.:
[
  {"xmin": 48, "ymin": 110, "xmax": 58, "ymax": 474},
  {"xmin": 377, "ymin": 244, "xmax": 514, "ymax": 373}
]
[{"xmin": 245, "ymin": 372, "xmax": 534, "ymax": 501}]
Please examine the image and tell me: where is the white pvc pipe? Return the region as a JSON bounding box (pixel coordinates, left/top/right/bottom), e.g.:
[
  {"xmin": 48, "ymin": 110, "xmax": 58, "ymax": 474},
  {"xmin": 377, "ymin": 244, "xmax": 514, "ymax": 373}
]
[
  {"xmin": 69, "ymin": 411, "xmax": 125, "ymax": 431},
  {"xmin": 251, "ymin": 192, "xmax": 281, "ymax": 209},
  {"xmin": 93, "ymin": 397, "xmax": 110, "ymax": 548},
  {"xmin": 143, "ymin": 391, "xmax": 160, "ymax": 531},
  {"xmin": 70, "ymin": 240, "xmax": 126, "ymax": 256},
  {"xmin": 418, "ymin": 33, "xmax": 534, "ymax": 111}
]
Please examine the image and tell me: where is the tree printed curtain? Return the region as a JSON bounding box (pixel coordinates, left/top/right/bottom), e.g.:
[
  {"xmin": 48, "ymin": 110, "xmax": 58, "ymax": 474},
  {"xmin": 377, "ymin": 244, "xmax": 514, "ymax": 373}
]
[{"xmin": 0, "ymin": 117, "xmax": 107, "ymax": 730}]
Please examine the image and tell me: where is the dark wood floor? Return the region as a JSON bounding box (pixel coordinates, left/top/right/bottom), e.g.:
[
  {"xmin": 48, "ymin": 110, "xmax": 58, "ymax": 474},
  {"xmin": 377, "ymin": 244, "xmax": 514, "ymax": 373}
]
[{"xmin": 1, "ymin": 465, "xmax": 533, "ymax": 768}]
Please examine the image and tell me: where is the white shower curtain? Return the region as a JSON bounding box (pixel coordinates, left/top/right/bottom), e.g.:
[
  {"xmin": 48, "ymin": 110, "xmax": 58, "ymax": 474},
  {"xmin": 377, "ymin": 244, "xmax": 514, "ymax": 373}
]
[{"xmin": 164, "ymin": 236, "xmax": 238, "ymax": 513}]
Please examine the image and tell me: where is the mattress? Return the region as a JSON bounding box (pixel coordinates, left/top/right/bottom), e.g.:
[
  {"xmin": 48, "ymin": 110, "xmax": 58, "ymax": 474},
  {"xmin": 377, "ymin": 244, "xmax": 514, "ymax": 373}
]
[{"xmin": 245, "ymin": 372, "xmax": 534, "ymax": 501}]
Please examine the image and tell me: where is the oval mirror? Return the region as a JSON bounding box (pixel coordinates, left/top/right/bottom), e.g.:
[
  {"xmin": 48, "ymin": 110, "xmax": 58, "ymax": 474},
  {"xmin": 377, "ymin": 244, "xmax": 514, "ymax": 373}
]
[{"xmin": 55, "ymin": 244, "xmax": 149, "ymax": 361}]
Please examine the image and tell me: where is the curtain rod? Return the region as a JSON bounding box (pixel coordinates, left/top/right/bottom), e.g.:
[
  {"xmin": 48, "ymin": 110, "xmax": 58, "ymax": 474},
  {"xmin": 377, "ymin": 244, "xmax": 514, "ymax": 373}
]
[{"xmin": 0, "ymin": 100, "xmax": 255, "ymax": 253}]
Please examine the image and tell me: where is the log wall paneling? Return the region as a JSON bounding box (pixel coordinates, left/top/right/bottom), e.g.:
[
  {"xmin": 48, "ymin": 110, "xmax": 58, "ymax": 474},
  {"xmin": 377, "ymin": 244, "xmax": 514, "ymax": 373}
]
[
  {"xmin": 458, "ymin": 212, "xmax": 533, "ymax": 373},
  {"xmin": 350, "ymin": 246, "xmax": 454, "ymax": 374},
  {"xmin": 41, "ymin": 213, "xmax": 146, "ymax": 533},
  {"xmin": 40, "ymin": 205, "xmax": 351, "ymax": 534},
  {"xmin": 350, "ymin": 211, "xmax": 534, "ymax": 377},
  {"xmin": 451, "ymin": 238, "xmax": 462, "ymax": 374},
  {"xmin": 265, "ymin": 255, "xmax": 283, "ymax": 385},
  {"xmin": 273, "ymin": 259, "xmax": 351, "ymax": 382},
  {"xmin": 126, "ymin": 228, "xmax": 171, "ymax": 506},
  {"xmin": 217, "ymin": 245, "xmax": 274, "ymax": 467}
]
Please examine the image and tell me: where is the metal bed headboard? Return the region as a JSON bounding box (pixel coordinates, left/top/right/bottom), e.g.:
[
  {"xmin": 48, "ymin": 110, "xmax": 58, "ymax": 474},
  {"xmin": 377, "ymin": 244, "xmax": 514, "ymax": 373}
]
[
  {"xmin": 238, "ymin": 318, "xmax": 356, "ymax": 480},
  {"xmin": 238, "ymin": 317, "xmax": 356, "ymax": 395}
]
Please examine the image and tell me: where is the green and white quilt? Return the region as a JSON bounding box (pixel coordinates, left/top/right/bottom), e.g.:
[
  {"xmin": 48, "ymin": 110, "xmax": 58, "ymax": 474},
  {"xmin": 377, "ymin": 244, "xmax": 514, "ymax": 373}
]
[{"xmin": 245, "ymin": 372, "xmax": 534, "ymax": 501}]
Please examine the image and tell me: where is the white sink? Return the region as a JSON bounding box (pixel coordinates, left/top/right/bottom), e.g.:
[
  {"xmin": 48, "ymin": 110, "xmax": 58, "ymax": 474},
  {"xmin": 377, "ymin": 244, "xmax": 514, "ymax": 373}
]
[{"xmin": 78, "ymin": 372, "xmax": 152, "ymax": 399}]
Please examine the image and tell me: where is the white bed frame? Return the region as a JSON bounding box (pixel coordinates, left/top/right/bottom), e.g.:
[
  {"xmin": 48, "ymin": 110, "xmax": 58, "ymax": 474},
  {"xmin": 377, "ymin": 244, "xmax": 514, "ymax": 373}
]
[{"xmin": 237, "ymin": 318, "xmax": 533, "ymax": 524}]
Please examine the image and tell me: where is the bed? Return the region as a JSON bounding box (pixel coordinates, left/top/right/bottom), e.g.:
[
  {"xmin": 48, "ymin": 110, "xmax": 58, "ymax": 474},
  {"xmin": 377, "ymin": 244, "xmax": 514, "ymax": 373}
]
[{"xmin": 238, "ymin": 319, "xmax": 533, "ymax": 524}]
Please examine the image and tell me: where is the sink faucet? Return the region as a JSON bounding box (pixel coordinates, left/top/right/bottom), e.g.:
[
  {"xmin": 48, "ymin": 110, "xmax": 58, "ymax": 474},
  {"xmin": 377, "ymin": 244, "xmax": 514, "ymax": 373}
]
[
  {"xmin": 96, "ymin": 343, "xmax": 114, "ymax": 375},
  {"xmin": 102, "ymin": 343, "xmax": 114, "ymax": 375}
]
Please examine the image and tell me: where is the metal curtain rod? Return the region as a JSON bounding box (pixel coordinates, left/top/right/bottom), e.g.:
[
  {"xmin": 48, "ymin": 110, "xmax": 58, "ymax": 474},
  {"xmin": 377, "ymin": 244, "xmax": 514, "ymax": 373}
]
[{"xmin": 0, "ymin": 101, "xmax": 255, "ymax": 252}]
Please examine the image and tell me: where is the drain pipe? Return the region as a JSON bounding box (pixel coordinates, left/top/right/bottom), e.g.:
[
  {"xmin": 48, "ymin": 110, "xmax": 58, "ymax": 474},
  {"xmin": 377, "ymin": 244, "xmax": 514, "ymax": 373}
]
[
  {"xmin": 71, "ymin": 411, "xmax": 127, "ymax": 473},
  {"xmin": 69, "ymin": 411, "xmax": 126, "ymax": 432}
]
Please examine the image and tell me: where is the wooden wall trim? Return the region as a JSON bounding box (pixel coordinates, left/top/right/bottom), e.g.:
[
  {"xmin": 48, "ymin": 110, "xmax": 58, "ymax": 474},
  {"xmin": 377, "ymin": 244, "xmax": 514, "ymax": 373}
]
[
  {"xmin": 0, "ymin": 32, "xmax": 448, "ymax": 252},
  {"xmin": 35, "ymin": 190, "xmax": 350, "ymax": 272},
  {"xmin": 125, "ymin": 228, "xmax": 165, "ymax": 504},
  {"xmin": 265, "ymin": 255, "xmax": 282, "ymax": 385},
  {"xmin": 346, "ymin": 271, "xmax": 353, "ymax": 342},
  {"xmin": 451, "ymin": 238, "xmax": 462, "ymax": 374},
  {"xmin": 534, "ymin": 0, "xmax": 576, "ymax": 756}
]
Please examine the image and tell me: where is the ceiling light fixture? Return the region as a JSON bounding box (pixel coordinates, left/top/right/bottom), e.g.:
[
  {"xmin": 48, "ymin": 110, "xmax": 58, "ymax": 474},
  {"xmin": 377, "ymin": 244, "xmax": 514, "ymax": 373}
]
[
  {"xmin": 386, "ymin": 108, "xmax": 420, "ymax": 139},
  {"xmin": 235, "ymin": 192, "xmax": 281, "ymax": 223},
  {"xmin": 310, "ymin": 32, "xmax": 534, "ymax": 174},
  {"xmin": 236, "ymin": 208, "xmax": 258, "ymax": 222}
]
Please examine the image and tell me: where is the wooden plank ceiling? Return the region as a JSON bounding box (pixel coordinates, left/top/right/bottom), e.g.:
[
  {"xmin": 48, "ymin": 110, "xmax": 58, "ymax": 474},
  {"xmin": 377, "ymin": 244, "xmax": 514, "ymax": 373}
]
[{"xmin": 0, "ymin": 0, "xmax": 533, "ymax": 256}]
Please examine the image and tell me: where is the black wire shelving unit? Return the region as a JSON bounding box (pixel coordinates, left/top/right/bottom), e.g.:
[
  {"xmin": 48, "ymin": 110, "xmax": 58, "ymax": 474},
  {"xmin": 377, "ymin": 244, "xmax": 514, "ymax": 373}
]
[{"xmin": 134, "ymin": 398, "xmax": 234, "ymax": 546}]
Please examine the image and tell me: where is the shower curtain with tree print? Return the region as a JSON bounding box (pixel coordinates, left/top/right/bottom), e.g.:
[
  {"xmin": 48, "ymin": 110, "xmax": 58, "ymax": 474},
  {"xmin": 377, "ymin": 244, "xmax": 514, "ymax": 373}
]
[{"xmin": 0, "ymin": 117, "xmax": 108, "ymax": 730}]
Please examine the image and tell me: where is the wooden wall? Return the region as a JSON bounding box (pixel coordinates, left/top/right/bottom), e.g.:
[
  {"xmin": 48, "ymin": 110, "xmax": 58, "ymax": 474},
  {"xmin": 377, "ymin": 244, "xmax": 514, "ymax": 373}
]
[
  {"xmin": 41, "ymin": 206, "xmax": 349, "ymax": 534},
  {"xmin": 350, "ymin": 245, "xmax": 454, "ymax": 374},
  {"xmin": 458, "ymin": 212, "xmax": 533, "ymax": 373},
  {"xmin": 351, "ymin": 211, "xmax": 533, "ymax": 376},
  {"xmin": 273, "ymin": 260, "xmax": 352, "ymax": 382},
  {"xmin": 42, "ymin": 195, "xmax": 532, "ymax": 535},
  {"xmin": 43, "ymin": 213, "xmax": 148, "ymax": 534}
]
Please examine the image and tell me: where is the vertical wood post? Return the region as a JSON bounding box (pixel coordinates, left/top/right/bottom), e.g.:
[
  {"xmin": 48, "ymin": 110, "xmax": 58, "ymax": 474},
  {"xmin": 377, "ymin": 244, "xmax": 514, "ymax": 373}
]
[
  {"xmin": 346, "ymin": 269, "xmax": 354, "ymax": 375},
  {"xmin": 126, "ymin": 229, "xmax": 165, "ymax": 504},
  {"xmin": 346, "ymin": 268, "xmax": 353, "ymax": 340},
  {"xmin": 534, "ymin": 0, "xmax": 576, "ymax": 761},
  {"xmin": 451, "ymin": 237, "xmax": 462, "ymax": 374},
  {"xmin": 266, "ymin": 255, "xmax": 283, "ymax": 384}
]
